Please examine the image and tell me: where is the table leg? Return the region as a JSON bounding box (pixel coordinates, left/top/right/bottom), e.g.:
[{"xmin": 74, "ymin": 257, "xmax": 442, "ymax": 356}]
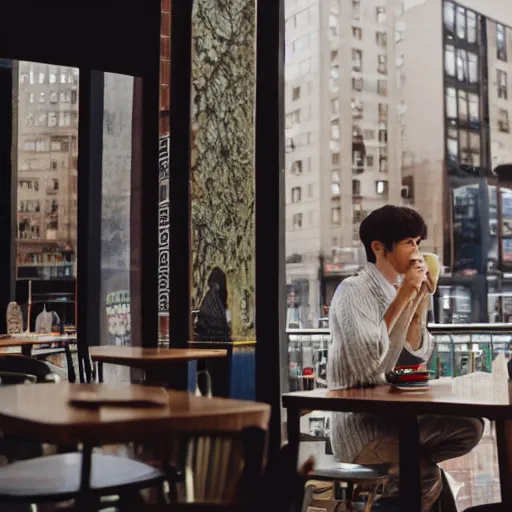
[
  {"xmin": 495, "ymin": 419, "xmax": 512, "ymax": 507},
  {"xmin": 97, "ymin": 361, "xmax": 103, "ymax": 383},
  {"xmin": 76, "ymin": 444, "xmax": 95, "ymax": 511},
  {"xmin": 64, "ymin": 343, "xmax": 76, "ymax": 383},
  {"xmin": 399, "ymin": 415, "xmax": 422, "ymax": 512},
  {"xmin": 21, "ymin": 344, "xmax": 32, "ymax": 357},
  {"xmin": 286, "ymin": 407, "xmax": 302, "ymax": 512}
]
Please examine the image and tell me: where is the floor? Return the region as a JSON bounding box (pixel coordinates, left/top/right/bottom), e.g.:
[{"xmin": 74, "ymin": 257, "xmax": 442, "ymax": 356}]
[{"xmin": 441, "ymin": 436, "xmax": 501, "ymax": 511}]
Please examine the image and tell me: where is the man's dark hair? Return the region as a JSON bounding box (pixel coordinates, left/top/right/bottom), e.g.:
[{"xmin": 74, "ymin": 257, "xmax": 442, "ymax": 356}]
[{"xmin": 359, "ymin": 205, "xmax": 427, "ymax": 263}]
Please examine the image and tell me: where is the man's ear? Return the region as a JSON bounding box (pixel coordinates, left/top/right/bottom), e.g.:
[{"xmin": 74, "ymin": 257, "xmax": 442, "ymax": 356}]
[{"xmin": 371, "ymin": 241, "xmax": 383, "ymax": 258}]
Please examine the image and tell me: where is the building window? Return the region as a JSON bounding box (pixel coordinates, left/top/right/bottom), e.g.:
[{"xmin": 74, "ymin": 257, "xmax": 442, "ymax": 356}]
[
  {"xmin": 332, "ymin": 182, "xmax": 340, "ymax": 197},
  {"xmin": 456, "ymin": 49, "xmax": 467, "ymax": 82},
  {"xmin": 444, "ymin": 1, "xmax": 455, "ymax": 32},
  {"xmin": 377, "ymin": 80, "xmax": 387, "ymax": 96},
  {"xmin": 352, "ymin": 77, "xmax": 363, "ymax": 91},
  {"xmin": 292, "ymin": 86, "xmax": 301, "ymax": 101},
  {"xmin": 498, "ymin": 70, "xmax": 508, "ymax": 99},
  {"xmin": 378, "ymin": 54, "xmax": 387, "ymax": 74},
  {"xmin": 331, "ymin": 98, "xmax": 339, "ymax": 117},
  {"xmin": 468, "ymin": 93, "xmax": 479, "ymax": 122},
  {"xmin": 292, "ymin": 213, "xmax": 303, "ymax": 229},
  {"xmin": 467, "ymin": 52, "xmax": 478, "ymax": 83},
  {"xmin": 363, "ymin": 129, "xmax": 375, "ymax": 140},
  {"xmin": 367, "ymin": 155, "xmax": 374, "ymax": 167},
  {"xmin": 38, "ymin": 72, "xmax": 45, "ymax": 84},
  {"xmin": 291, "ymin": 160, "xmax": 303, "ymax": 175},
  {"xmin": 380, "ymin": 149, "xmax": 388, "ymax": 172},
  {"xmin": 458, "ymin": 90, "xmax": 468, "ymax": 122},
  {"xmin": 291, "ymin": 187, "xmax": 302, "ymax": 203},
  {"xmin": 331, "ymin": 207, "xmax": 341, "ymax": 224},
  {"xmin": 39, "ymin": 92, "xmax": 45, "ymax": 103},
  {"xmin": 352, "ymin": 179, "xmax": 361, "ymax": 196},
  {"xmin": 352, "ymin": 49, "xmax": 362, "ymax": 72},
  {"xmin": 352, "ymin": 0, "xmax": 360, "ymax": 20},
  {"xmin": 497, "ymin": 24, "xmax": 507, "ymax": 61},
  {"xmin": 352, "ymin": 27, "xmax": 362, "ymax": 40},
  {"xmin": 378, "ymin": 103, "xmax": 388, "ymax": 122},
  {"xmin": 376, "ymin": 31, "xmax": 387, "ymax": 47},
  {"xmin": 331, "ymin": 121, "xmax": 340, "ymax": 140},
  {"xmin": 376, "ymin": 180, "xmax": 388, "ymax": 195},
  {"xmin": 28, "ymin": 92, "xmax": 34, "ymax": 103},
  {"xmin": 467, "ymin": 11, "xmax": 477, "ymax": 44},
  {"xmin": 48, "ymin": 112, "xmax": 57, "ymax": 128},
  {"xmin": 445, "ymin": 45, "xmax": 455, "ymax": 76},
  {"xmin": 498, "ymin": 108, "xmax": 510, "ymax": 133},
  {"xmin": 332, "ymin": 152, "xmax": 340, "ymax": 165},
  {"xmin": 456, "ymin": 6, "xmax": 466, "ymax": 40},
  {"xmin": 49, "ymin": 91, "xmax": 58, "ymax": 104},
  {"xmin": 286, "ymin": 109, "xmax": 301, "ymax": 129},
  {"xmin": 376, "ymin": 7, "xmax": 386, "ymax": 24},
  {"xmin": 352, "ymin": 99, "xmax": 363, "ymax": 118},
  {"xmin": 352, "ymin": 150, "xmax": 364, "ymax": 168},
  {"xmin": 446, "ymin": 87, "xmax": 457, "ymax": 118},
  {"xmin": 378, "ymin": 128, "xmax": 387, "ymax": 143}
]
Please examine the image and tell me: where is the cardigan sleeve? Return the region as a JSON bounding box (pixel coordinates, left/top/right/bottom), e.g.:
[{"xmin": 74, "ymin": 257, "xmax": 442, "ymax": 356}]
[{"xmin": 328, "ymin": 280, "xmax": 412, "ymax": 389}]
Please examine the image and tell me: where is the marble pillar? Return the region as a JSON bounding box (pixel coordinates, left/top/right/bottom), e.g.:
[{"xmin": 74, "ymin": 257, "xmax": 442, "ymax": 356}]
[{"xmin": 190, "ymin": 0, "xmax": 256, "ymax": 342}]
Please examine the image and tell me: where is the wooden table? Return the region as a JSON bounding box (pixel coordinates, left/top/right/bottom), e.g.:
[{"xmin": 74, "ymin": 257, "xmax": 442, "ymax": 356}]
[
  {"xmin": 0, "ymin": 382, "xmax": 270, "ymax": 497},
  {"xmin": 283, "ymin": 377, "xmax": 512, "ymax": 512},
  {"xmin": 89, "ymin": 346, "xmax": 227, "ymax": 385},
  {"xmin": 0, "ymin": 335, "xmax": 77, "ymax": 382}
]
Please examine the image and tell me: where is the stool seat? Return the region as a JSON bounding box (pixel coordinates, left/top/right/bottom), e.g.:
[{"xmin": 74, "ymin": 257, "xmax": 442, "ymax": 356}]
[
  {"xmin": 310, "ymin": 461, "xmax": 390, "ymax": 482},
  {"xmin": 0, "ymin": 452, "xmax": 164, "ymax": 502}
]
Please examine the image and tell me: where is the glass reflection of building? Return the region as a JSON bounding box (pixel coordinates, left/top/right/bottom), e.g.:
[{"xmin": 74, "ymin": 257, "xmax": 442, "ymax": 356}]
[{"xmin": 439, "ymin": 1, "xmax": 512, "ymax": 324}]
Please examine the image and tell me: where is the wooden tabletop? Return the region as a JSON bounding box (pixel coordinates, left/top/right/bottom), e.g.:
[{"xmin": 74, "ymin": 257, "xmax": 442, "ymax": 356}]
[
  {"xmin": 0, "ymin": 335, "xmax": 76, "ymax": 348},
  {"xmin": 283, "ymin": 376, "xmax": 512, "ymax": 420},
  {"xmin": 0, "ymin": 383, "xmax": 270, "ymax": 445},
  {"xmin": 89, "ymin": 346, "xmax": 227, "ymax": 369}
]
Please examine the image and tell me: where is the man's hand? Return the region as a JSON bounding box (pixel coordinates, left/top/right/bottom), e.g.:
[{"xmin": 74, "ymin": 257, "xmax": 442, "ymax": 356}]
[{"xmin": 403, "ymin": 256, "xmax": 427, "ymax": 293}]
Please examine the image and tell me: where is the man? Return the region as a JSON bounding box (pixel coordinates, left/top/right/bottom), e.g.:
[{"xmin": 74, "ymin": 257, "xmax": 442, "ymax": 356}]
[{"xmin": 327, "ymin": 205, "xmax": 483, "ymax": 511}]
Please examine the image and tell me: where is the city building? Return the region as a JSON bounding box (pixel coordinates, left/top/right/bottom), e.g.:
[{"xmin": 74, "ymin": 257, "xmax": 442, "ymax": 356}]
[
  {"xmin": 285, "ymin": 0, "xmax": 403, "ymax": 325},
  {"xmin": 285, "ymin": 0, "xmax": 512, "ymax": 324},
  {"xmin": 16, "ymin": 61, "xmax": 78, "ymax": 281}
]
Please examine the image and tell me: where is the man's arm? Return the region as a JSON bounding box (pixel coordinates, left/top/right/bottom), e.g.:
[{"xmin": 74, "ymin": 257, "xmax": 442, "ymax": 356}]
[{"xmin": 406, "ymin": 290, "xmax": 430, "ymax": 351}]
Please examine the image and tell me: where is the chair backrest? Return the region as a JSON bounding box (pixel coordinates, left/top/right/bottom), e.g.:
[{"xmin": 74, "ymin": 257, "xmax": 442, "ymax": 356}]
[{"xmin": 161, "ymin": 426, "xmax": 266, "ymax": 504}]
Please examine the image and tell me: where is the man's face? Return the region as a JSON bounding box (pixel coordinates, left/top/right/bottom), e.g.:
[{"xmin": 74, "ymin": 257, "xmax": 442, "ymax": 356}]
[{"xmin": 385, "ymin": 236, "xmax": 422, "ymax": 274}]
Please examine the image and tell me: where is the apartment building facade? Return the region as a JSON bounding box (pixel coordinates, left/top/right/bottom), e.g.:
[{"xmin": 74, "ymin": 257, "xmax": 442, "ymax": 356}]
[
  {"xmin": 285, "ymin": 0, "xmax": 402, "ymax": 324},
  {"xmin": 16, "ymin": 61, "xmax": 79, "ymax": 280}
]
